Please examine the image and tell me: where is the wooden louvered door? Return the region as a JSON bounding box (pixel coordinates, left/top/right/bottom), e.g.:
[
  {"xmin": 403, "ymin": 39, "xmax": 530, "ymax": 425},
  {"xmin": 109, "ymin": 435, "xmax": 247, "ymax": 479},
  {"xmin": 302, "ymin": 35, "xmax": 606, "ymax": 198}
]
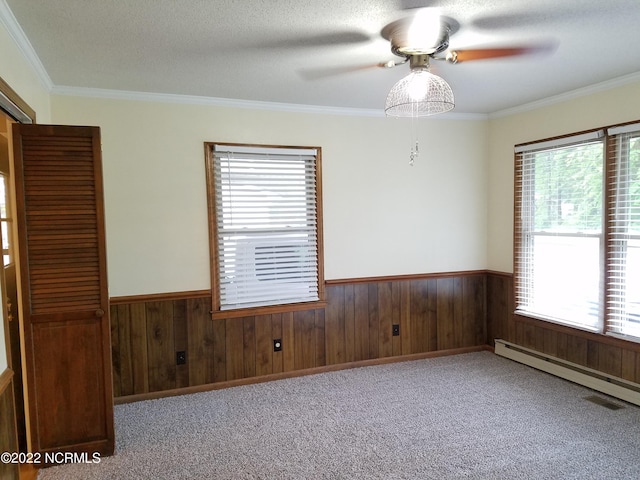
[{"xmin": 12, "ymin": 124, "xmax": 114, "ymax": 458}]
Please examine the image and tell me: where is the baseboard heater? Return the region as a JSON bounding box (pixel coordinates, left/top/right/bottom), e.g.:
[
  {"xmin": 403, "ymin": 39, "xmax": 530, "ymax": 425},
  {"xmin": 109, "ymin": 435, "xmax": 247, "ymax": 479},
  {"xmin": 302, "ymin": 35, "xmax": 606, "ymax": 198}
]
[{"xmin": 494, "ymin": 339, "xmax": 640, "ymax": 407}]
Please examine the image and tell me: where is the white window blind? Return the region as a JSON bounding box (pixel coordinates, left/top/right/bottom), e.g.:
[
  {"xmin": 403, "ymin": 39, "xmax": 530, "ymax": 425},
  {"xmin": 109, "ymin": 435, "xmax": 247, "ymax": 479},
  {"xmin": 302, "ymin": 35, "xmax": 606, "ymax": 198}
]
[
  {"xmin": 514, "ymin": 132, "xmax": 605, "ymax": 330},
  {"xmin": 606, "ymin": 124, "xmax": 640, "ymax": 339},
  {"xmin": 212, "ymin": 144, "xmax": 320, "ymax": 310}
]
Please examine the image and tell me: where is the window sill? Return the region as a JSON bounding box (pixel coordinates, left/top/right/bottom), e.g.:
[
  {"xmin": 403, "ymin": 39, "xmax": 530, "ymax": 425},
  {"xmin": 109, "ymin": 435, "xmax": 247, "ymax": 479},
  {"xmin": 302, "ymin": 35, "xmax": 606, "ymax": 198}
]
[
  {"xmin": 211, "ymin": 299, "xmax": 327, "ymax": 320},
  {"xmin": 514, "ymin": 311, "xmax": 640, "ymax": 350},
  {"xmin": 514, "ymin": 309, "xmax": 601, "ymax": 334}
]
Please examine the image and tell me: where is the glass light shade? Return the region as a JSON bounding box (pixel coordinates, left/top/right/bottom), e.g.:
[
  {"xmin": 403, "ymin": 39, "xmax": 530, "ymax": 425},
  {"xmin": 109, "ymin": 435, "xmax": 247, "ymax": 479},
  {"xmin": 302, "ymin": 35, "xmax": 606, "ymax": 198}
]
[{"xmin": 385, "ymin": 69, "xmax": 454, "ymax": 117}]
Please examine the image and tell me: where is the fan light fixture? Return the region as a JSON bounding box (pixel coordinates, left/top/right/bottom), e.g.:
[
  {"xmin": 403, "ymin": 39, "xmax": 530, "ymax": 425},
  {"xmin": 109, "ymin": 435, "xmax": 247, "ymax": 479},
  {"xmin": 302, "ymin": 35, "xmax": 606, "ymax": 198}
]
[{"xmin": 384, "ymin": 54, "xmax": 454, "ymax": 117}]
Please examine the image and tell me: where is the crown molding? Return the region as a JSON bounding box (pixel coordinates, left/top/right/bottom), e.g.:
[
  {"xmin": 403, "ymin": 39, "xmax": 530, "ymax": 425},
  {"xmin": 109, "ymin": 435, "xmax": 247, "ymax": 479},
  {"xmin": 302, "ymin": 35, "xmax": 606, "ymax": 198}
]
[
  {"xmin": 51, "ymin": 85, "xmax": 385, "ymax": 117},
  {"xmin": 51, "ymin": 85, "xmax": 488, "ymax": 120},
  {"xmin": 489, "ymin": 71, "xmax": 640, "ymax": 119},
  {"xmin": 0, "ymin": 0, "xmax": 53, "ymax": 91}
]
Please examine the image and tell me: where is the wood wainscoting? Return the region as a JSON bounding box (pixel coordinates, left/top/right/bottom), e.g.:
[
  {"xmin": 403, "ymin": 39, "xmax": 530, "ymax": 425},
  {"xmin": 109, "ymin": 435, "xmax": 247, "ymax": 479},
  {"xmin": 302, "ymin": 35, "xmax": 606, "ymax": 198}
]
[
  {"xmin": 0, "ymin": 369, "xmax": 19, "ymax": 480},
  {"xmin": 110, "ymin": 272, "xmax": 487, "ymax": 400},
  {"xmin": 486, "ymin": 271, "xmax": 640, "ymax": 384}
]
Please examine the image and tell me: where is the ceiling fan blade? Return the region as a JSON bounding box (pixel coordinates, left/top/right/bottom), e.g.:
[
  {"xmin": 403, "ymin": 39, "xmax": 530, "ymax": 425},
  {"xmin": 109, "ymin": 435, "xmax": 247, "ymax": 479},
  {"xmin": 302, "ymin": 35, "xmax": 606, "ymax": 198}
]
[
  {"xmin": 256, "ymin": 31, "xmax": 371, "ymax": 50},
  {"xmin": 470, "ymin": 4, "xmax": 618, "ymax": 31},
  {"xmin": 446, "ymin": 43, "xmax": 556, "ymax": 63},
  {"xmin": 399, "ymin": 0, "xmax": 443, "ymax": 11},
  {"xmin": 471, "ymin": 12, "xmax": 558, "ymax": 30},
  {"xmin": 298, "ymin": 60, "xmax": 400, "ymax": 80}
]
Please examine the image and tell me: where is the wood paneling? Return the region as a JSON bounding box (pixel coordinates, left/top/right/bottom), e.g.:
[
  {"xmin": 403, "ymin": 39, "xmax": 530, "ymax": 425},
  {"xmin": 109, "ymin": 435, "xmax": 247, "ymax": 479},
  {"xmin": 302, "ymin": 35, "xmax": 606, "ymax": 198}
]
[
  {"xmin": 32, "ymin": 321, "xmax": 108, "ymax": 449},
  {"xmin": 487, "ymin": 272, "xmax": 640, "ymax": 384},
  {"xmin": 0, "ymin": 370, "xmax": 19, "ymax": 480},
  {"xmin": 111, "ymin": 273, "xmax": 488, "ymax": 398}
]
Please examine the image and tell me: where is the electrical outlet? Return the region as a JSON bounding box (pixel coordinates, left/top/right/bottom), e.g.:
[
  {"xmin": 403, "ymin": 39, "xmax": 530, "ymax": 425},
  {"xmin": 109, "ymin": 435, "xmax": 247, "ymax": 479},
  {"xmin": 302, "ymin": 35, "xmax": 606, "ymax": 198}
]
[
  {"xmin": 273, "ymin": 339, "xmax": 282, "ymax": 352},
  {"xmin": 176, "ymin": 351, "xmax": 186, "ymax": 365},
  {"xmin": 392, "ymin": 324, "xmax": 400, "ymax": 336}
]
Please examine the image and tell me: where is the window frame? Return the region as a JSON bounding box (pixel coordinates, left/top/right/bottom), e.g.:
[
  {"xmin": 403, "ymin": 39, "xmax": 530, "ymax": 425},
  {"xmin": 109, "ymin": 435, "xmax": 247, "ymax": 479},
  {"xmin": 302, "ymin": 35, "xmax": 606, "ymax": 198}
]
[
  {"xmin": 204, "ymin": 142, "xmax": 326, "ymax": 319},
  {"xmin": 605, "ymin": 125, "xmax": 640, "ymax": 339},
  {"xmin": 514, "ymin": 121, "xmax": 640, "ymax": 342}
]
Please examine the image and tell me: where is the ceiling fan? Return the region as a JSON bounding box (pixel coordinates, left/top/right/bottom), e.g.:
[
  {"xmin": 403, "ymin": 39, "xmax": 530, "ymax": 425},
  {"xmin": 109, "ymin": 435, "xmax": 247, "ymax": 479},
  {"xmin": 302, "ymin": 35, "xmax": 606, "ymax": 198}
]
[
  {"xmin": 299, "ymin": 8, "xmax": 554, "ymax": 117},
  {"xmin": 376, "ymin": 8, "xmax": 554, "ymax": 116},
  {"xmin": 380, "ymin": 10, "xmax": 549, "ymax": 68}
]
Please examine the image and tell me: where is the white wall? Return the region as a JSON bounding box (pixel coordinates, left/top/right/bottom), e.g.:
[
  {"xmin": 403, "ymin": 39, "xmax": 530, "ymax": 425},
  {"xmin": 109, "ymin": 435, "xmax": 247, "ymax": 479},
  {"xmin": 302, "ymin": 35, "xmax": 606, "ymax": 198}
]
[
  {"xmin": 0, "ymin": 15, "xmax": 50, "ymax": 122},
  {"xmin": 0, "ymin": 16, "xmax": 50, "ymax": 372},
  {"xmin": 487, "ymin": 79, "xmax": 640, "ymax": 273},
  {"xmin": 51, "ymin": 95, "xmax": 489, "ymax": 297}
]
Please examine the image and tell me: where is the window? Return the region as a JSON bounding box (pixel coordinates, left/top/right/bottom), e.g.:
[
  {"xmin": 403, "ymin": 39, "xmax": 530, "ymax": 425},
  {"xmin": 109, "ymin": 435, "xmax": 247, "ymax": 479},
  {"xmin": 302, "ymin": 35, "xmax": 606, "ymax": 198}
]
[
  {"xmin": 0, "ymin": 175, "xmax": 12, "ymax": 265},
  {"xmin": 514, "ymin": 122, "xmax": 640, "ymax": 341},
  {"xmin": 205, "ymin": 143, "xmax": 324, "ymax": 316},
  {"xmin": 607, "ymin": 124, "xmax": 640, "ymax": 338}
]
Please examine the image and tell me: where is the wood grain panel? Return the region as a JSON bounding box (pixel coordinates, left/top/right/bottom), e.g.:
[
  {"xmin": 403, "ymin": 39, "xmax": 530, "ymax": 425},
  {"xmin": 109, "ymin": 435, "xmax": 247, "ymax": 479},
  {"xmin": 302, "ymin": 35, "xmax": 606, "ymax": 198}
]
[
  {"xmin": 129, "ymin": 303, "xmax": 149, "ymax": 394},
  {"xmin": 294, "ymin": 309, "xmax": 316, "ymax": 370},
  {"xmin": 282, "ymin": 312, "xmax": 295, "ymax": 372},
  {"xmin": 186, "ymin": 299, "xmax": 210, "ymax": 386},
  {"xmin": 242, "ymin": 317, "xmax": 256, "ymax": 378},
  {"xmin": 586, "ymin": 340, "xmax": 599, "ymax": 370},
  {"xmin": 111, "ymin": 272, "xmax": 489, "ymax": 398},
  {"xmin": 621, "ymin": 350, "xmax": 636, "ymax": 382},
  {"xmin": 353, "ymin": 284, "xmax": 370, "ymax": 361},
  {"xmin": 566, "ymin": 335, "xmax": 588, "ymax": 366},
  {"xmin": 368, "ymin": 283, "xmax": 379, "ymax": 359},
  {"xmin": 212, "ymin": 318, "xmax": 227, "ymax": 382},
  {"xmin": 173, "ymin": 300, "xmax": 189, "ymax": 388},
  {"xmin": 463, "ymin": 275, "xmax": 486, "ymax": 347},
  {"xmin": 410, "ymin": 279, "xmax": 429, "ymax": 354},
  {"xmin": 556, "ymin": 332, "xmax": 569, "ymax": 361},
  {"xmin": 315, "ymin": 309, "xmax": 326, "ymax": 368},
  {"xmin": 0, "ymin": 371, "xmax": 19, "ymax": 480},
  {"xmin": 597, "ymin": 344, "xmax": 622, "ymax": 378},
  {"xmin": 146, "ymin": 301, "xmax": 175, "ymax": 392},
  {"xmin": 378, "ymin": 282, "xmax": 393, "ymax": 358},
  {"xmin": 436, "ymin": 278, "xmax": 456, "ymax": 350},
  {"xmin": 542, "ymin": 329, "xmax": 558, "ymax": 356},
  {"xmin": 325, "ymin": 285, "xmax": 345, "ymax": 365},
  {"xmin": 255, "ymin": 315, "xmax": 273, "ymax": 377},
  {"xmin": 32, "ymin": 321, "xmax": 108, "ymax": 449},
  {"xmin": 344, "ymin": 285, "xmax": 356, "ymax": 363},
  {"xmin": 426, "ymin": 279, "xmax": 438, "ymax": 352},
  {"xmin": 225, "ymin": 318, "xmax": 244, "ymax": 381},
  {"xmin": 110, "ymin": 305, "xmax": 121, "ymax": 398},
  {"xmin": 391, "ymin": 282, "xmax": 402, "ymax": 356},
  {"xmin": 399, "ymin": 281, "xmax": 412, "ymax": 356},
  {"xmin": 271, "ymin": 314, "xmax": 283, "ymax": 374},
  {"xmin": 486, "ymin": 273, "xmax": 512, "ymax": 345}
]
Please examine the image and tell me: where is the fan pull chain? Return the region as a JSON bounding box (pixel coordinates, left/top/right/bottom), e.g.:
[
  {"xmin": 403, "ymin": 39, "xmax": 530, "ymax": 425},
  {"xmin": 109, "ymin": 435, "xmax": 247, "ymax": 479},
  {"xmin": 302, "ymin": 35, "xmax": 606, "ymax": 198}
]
[
  {"xmin": 409, "ymin": 111, "xmax": 419, "ymax": 166},
  {"xmin": 410, "ymin": 139, "xmax": 419, "ymax": 166}
]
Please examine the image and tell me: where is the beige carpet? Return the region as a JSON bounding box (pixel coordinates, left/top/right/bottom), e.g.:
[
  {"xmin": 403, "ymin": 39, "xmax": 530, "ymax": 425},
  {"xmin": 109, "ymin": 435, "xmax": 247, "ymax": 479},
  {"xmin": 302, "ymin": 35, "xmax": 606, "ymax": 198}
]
[{"xmin": 38, "ymin": 351, "xmax": 640, "ymax": 479}]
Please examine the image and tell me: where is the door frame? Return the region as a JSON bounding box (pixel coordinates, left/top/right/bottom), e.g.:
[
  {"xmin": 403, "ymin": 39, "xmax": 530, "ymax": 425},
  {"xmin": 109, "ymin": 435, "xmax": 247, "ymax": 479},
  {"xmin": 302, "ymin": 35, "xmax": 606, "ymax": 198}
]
[
  {"xmin": 0, "ymin": 75, "xmax": 36, "ymax": 453},
  {"xmin": 0, "ymin": 77, "xmax": 35, "ymax": 125}
]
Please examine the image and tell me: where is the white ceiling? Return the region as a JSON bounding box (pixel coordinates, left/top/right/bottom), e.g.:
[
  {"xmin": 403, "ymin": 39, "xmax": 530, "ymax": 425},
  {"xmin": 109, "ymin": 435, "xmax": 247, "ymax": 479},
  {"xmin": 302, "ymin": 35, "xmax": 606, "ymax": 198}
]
[{"xmin": 5, "ymin": 0, "xmax": 640, "ymax": 115}]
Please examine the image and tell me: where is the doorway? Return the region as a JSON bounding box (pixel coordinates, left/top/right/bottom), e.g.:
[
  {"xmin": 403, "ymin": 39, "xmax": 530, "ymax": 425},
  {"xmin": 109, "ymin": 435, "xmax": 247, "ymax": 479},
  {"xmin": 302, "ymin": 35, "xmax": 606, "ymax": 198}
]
[
  {"xmin": 0, "ymin": 110, "xmax": 25, "ymax": 451},
  {"xmin": 0, "ymin": 76, "xmax": 36, "ymax": 457}
]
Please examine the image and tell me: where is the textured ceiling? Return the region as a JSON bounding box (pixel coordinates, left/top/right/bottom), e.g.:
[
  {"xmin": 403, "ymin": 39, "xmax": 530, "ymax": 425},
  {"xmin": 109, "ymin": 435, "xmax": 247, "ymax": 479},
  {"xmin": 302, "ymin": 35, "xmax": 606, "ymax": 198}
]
[{"xmin": 5, "ymin": 0, "xmax": 640, "ymax": 115}]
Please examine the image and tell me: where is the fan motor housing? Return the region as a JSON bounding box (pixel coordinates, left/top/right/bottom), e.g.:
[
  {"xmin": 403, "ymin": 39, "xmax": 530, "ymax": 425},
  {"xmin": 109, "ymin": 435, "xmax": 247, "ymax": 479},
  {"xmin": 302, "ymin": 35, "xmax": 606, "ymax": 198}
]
[{"xmin": 381, "ymin": 15, "xmax": 459, "ymax": 57}]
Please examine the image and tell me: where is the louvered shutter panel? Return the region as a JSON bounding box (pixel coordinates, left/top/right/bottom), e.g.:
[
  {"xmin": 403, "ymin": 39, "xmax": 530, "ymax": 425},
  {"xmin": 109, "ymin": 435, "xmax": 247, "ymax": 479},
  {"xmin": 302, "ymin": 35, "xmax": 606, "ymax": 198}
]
[
  {"xmin": 21, "ymin": 133, "xmax": 103, "ymax": 314},
  {"xmin": 12, "ymin": 124, "xmax": 114, "ymax": 457}
]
